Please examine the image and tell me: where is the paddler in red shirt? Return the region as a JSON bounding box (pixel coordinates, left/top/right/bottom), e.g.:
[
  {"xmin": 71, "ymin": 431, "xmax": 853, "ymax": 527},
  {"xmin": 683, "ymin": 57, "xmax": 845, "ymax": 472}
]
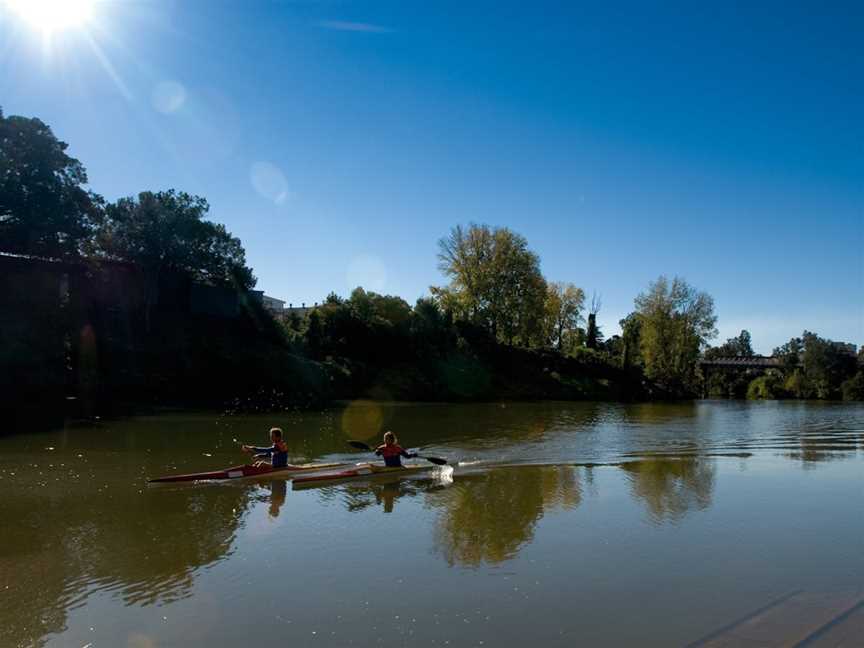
[{"xmin": 374, "ymin": 431, "xmax": 418, "ymax": 467}]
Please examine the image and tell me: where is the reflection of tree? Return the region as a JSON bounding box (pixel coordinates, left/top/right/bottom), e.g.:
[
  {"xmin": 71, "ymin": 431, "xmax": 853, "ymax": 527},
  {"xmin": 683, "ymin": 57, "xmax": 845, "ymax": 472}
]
[
  {"xmin": 539, "ymin": 465, "xmax": 582, "ymax": 510},
  {"xmin": 0, "ymin": 477, "xmax": 250, "ymax": 648},
  {"xmin": 619, "ymin": 457, "xmax": 714, "ymax": 523},
  {"xmin": 621, "ymin": 402, "xmax": 699, "ymax": 426},
  {"xmin": 783, "ymin": 427, "xmax": 863, "ymax": 467},
  {"xmin": 432, "ymin": 466, "xmax": 582, "ymax": 567}
]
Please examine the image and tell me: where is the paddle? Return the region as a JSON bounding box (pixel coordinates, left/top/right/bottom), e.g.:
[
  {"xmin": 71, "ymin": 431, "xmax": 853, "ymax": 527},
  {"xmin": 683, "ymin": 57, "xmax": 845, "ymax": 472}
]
[{"xmin": 347, "ymin": 440, "xmax": 448, "ymax": 466}]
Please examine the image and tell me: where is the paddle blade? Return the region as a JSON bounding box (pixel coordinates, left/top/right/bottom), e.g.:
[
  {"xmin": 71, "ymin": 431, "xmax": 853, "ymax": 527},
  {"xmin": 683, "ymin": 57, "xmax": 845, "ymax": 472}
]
[
  {"xmin": 420, "ymin": 455, "xmax": 448, "ymax": 466},
  {"xmin": 347, "ymin": 440, "xmax": 373, "ymax": 452}
]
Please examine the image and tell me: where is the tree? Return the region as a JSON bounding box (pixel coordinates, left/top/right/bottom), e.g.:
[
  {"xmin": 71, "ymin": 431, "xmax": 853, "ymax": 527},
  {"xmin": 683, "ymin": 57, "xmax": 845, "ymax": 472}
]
[
  {"xmin": 841, "ymin": 371, "xmax": 864, "ymax": 401},
  {"xmin": 99, "ymin": 190, "xmax": 255, "ymax": 329},
  {"xmin": 746, "ymin": 372, "xmax": 788, "ymax": 400},
  {"xmin": 585, "ymin": 293, "xmax": 603, "ymax": 350},
  {"xmin": 544, "ymin": 282, "xmax": 585, "ymax": 350},
  {"xmin": 434, "ymin": 224, "xmax": 547, "ymax": 347},
  {"xmin": 100, "ymin": 190, "xmax": 255, "ymax": 289},
  {"xmin": 773, "ymin": 336, "xmax": 804, "ymax": 369},
  {"xmin": 0, "ymin": 109, "xmax": 103, "ymax": 259},
  {"xmin": 411, "ymin": 297, "xmax": 454, "ymax": 356},
  {"xmin": 619, "ymin": 313, "xmax": 642, "ymax": 368},
  {"xmin": 705, "ymin": 330, "xmax": 754, "ymax": 359},
  {"xmin": 305, "ymin": 309, "xmax": 324, "ymax": 359},
  {"xmin": 702, "ymin": 329, "xmax": 757, "ymax": 398},
  {"xmin": 799, "ymin": 332, "xmax": 857, "ymax": 399},
  {"xmin": 634, "ymin": 276, "xmax": 717, "ymax": 395},
  {"xmin": 348, "ymin": 287, "xmax": 412, "ymax": 328},
  {"xmin": 772, "ymin": 331, "xmax": 858, "ymax": 399},
  {"xmin": 287, "ymin": 311, "xmax": 302, "ymax": 332}
]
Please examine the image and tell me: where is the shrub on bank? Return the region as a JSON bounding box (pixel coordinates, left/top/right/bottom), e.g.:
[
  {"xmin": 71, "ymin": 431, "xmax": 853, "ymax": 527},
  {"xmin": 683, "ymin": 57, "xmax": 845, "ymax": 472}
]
[
  {"xmin": 841, "ymin": 371, "xmax": 864, "ymax": 401},
  {"xmin": 746, "ymin": 373, "xmax": 788, "ymax": 400}
]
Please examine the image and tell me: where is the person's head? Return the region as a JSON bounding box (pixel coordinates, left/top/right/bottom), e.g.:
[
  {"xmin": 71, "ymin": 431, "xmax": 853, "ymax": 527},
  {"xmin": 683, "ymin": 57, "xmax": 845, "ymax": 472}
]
[
  {"xmin": 270, "ymin": 427, "xmax": 283, "ymax": 442},
  {"xmin": 383, "ymin": 431, "xmax": 397, "ymax": 446}
]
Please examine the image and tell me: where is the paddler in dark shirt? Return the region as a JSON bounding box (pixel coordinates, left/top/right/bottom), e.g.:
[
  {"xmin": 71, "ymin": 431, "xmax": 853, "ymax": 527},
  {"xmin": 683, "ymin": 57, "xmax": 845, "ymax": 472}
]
[
  {"xmin": 374, "ymin": 431, "xmax": 418, "ymax": 467},
  {"xmin": 242, "ymin": 427, "xmax": 289, "ymax": 468}
]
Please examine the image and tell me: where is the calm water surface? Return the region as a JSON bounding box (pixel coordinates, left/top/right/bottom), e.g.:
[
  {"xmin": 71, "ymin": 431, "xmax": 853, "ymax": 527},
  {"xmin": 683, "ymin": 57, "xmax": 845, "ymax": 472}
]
[{"xmin": 1, "ymin": 401, "xmax": 862, "ymax": 647}]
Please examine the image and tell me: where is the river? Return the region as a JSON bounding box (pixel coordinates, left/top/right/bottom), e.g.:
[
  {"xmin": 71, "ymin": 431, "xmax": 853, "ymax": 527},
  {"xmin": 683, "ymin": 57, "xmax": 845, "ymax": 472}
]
[{"xmin": 1, "ymin": 400, "xmax": 862, "ymax": 647}]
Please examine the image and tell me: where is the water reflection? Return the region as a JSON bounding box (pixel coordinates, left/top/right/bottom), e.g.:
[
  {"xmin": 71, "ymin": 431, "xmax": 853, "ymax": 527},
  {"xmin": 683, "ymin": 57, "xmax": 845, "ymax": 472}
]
[
  {"xmin": 2, "ymin": 402, "xmax": 863, "ymax": 647},
  {"xmin": 619, "ymin": 457, "xmax": 715, "ymax": 524},
  {"xmin": 333, "ymin": 478, "xmax": 425, "ymax": 513},
  {"xmin": 0, "ymin": 476, "xmax": 250, "ymax": 648},
  {"xmin": 256, "ymin": 479, "xmax": 287, "ymax": 517},
  {"xmin": 781, "ymin": 422, "xmax": 863, "ymax": 466},
  {"xmin": 430, "ymin": 466, "xmax": 583, "ymax": 568},
  {"xmin": 307, "ymin": 455, "xmax": 716, "ymax": 567}
]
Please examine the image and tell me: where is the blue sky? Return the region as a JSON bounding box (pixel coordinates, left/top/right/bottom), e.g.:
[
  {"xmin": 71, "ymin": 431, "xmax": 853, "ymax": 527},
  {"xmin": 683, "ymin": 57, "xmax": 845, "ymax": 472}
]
[{"xmin": 1, "ymin": 1, "xmax": 861, "ymax": 353}]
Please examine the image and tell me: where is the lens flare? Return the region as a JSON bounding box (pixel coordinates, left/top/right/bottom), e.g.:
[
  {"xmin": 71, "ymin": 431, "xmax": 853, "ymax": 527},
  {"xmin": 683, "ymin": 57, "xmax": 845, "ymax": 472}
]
[
  {"xmin": 341, "ymin": 400, "xmax": 386, "ymax": 442},
  {"xmin": 4, "ymin": 0, "xmax": 95, "ymax": 33},
  {"xmin": 250, "ymin": 161, "xmax": 290, "ymax": 205}
]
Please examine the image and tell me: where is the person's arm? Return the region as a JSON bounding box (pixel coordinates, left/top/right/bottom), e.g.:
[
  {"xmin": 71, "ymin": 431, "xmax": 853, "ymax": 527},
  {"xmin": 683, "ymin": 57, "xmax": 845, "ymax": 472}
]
[
  {"xmin": 374, "ymin": 445, "xmax": 385, "ymax": 456},
  {"xmin": 401, "ymin": 448, "xmax": 418, "ymax": 459},
  {"xmin": 250, "ymin": 444, "xmax": 275, "ymax": 458}
]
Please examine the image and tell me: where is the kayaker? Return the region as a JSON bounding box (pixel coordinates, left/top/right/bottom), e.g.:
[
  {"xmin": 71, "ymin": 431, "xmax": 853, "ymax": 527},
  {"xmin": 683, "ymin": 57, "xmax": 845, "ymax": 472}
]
[
  {"xmin": 242, "ymin": 427, "xmax": 289, "ymax": 468},
  {"xmin": 374, "ymin": 431, "xmax": 418, "ymax": 468}
]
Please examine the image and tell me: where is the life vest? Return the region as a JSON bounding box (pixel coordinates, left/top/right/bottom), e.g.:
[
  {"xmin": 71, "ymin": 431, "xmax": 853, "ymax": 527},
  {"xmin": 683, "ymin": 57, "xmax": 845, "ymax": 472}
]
[
  {"xmin": 379, "ymin": 444, "xmax": 405, "ymax": 458},
  {"xmin": 272, "ymin": 439, "xmax": 288, "ymax": 467}
]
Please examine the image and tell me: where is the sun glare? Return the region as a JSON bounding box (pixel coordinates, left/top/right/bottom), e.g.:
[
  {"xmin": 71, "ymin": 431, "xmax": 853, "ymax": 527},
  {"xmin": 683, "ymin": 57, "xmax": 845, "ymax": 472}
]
[{"xmin": 4, "ymin": 0, "xmax": 95, "ymax": 33}]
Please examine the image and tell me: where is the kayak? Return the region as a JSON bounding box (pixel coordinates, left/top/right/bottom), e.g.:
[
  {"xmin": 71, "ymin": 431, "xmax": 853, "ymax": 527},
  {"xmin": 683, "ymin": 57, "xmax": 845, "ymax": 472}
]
[
  {"xmin": 292, "ymin": 463, "xmax": 429, "ymax": 488},
  {"xmin": 148, "ymin": 462, "xmax": 347, "ymax": 484}
]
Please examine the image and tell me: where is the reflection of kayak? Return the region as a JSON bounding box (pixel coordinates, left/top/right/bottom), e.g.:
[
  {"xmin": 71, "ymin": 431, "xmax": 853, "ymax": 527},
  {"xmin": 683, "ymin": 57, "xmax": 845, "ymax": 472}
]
[
  {"xmin": 292, "ymin": 463, "xmax": 428, "ymax": 488},
  {"xmin": 148, "ymin": 462, "xmax": 347, "ymax": 484}
]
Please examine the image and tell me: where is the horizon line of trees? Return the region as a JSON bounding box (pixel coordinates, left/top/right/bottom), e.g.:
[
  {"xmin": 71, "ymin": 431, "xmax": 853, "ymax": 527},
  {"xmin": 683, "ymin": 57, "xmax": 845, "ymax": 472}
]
[
  {"xmin": 0, "ymin": 109, "xmax": 256, "ymax": 293},
  {"xmin": 2, "ymin": 108, "xmax": 861, "ymax": 404},
  {"xmin": 704, "ymin": 329, "xmax": 864, "ymax": 401}
]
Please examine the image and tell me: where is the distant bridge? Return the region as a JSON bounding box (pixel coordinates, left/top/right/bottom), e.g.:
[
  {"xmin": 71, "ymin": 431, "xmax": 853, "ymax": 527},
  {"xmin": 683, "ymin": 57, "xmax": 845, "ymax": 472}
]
[
  {"xmin": 698, "ymin": 356, "xmax": 794, "ymax": 398},
  {"xmin": 698, "ymin": 356, "xmax": 792, "ymax": 370}
]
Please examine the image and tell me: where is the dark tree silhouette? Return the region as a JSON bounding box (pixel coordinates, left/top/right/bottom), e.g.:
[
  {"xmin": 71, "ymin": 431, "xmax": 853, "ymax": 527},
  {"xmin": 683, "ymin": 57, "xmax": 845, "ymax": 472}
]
[{"xmin": 0, "ymin": 109, "xmax": 103, "ymax": 259}]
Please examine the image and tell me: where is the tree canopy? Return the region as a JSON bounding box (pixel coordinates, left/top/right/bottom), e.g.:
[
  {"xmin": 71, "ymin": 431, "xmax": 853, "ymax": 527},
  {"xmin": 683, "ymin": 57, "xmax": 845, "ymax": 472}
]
[
  {"xmin": 0, "ymin": 109, "xmax": 102, "ymax": 259},
  {"xmin": 634, "ymin": 275, "xmax": 717, "ymax": 395},
  {"xmin": 434, "ymin": 223, "xmax": 547, "ymax": 346},
  {"xmin": 100, "ymin": 190, "xmax": 255, "ymax": 290},
  {"xmin": 705, "ymin": 330, "xmax": 754, "ymax": 359},
  {"xmin": 544, "ymin": 282, "xmax": 585, "ymax": 351}
]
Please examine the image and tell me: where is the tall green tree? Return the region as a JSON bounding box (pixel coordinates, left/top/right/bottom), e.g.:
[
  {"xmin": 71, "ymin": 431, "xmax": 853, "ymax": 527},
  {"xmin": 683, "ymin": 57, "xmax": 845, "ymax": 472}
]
[
  {"xmin": 349, "ymin": 287, "xmax": 412, "ymax": 327},
  {"xmin": 585, "ymin": 294, "xmax": 603, "ymax": 350},
  {"xmin": 100, "ymin": 190, "xmax": 255, "ymax": 289},
  {"xmin": 634, "ymin": 276, "xmax": 717, "ymax": 395},
  {"xmin": 0, "ymin": 109, "xmax": 103, "ymax": 259},
  {"xmin": 544, "ymin": 282, "xmax": 585, "ymax": 350},
  {"xmin": 434, "ymin": 223, "xmax": 547, "ymax": 346},
  {"xmin": 798, "ymin": 331, "xmax": 857, "ymax": 399},
  {"xmin": 619, "ymin": 313, "xmax": 642, "ymax": 368},
  {"xmin": 99, "ymin": 190, "xmax": 255, "ymax": 329}
]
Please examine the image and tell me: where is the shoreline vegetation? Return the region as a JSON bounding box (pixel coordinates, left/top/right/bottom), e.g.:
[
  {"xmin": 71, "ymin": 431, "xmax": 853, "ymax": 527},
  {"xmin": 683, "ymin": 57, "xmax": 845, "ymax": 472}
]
[{"xmin": 2, "ymin": 109, "xmax": 862, "ymax": 433}]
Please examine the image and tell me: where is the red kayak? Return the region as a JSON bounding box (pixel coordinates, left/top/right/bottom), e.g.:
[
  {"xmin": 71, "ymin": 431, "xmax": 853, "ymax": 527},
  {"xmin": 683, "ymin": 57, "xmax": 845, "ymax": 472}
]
[{"xmin": 149, "ymin": 461, "xmax": 347, "ymax": 484}]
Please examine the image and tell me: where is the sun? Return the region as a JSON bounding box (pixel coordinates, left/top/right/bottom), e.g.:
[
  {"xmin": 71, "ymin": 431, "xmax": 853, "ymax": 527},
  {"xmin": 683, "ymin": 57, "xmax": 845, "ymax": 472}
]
[{"xmin": 4, "ymin": 0, "xmax": 95, "ymax": 34}]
